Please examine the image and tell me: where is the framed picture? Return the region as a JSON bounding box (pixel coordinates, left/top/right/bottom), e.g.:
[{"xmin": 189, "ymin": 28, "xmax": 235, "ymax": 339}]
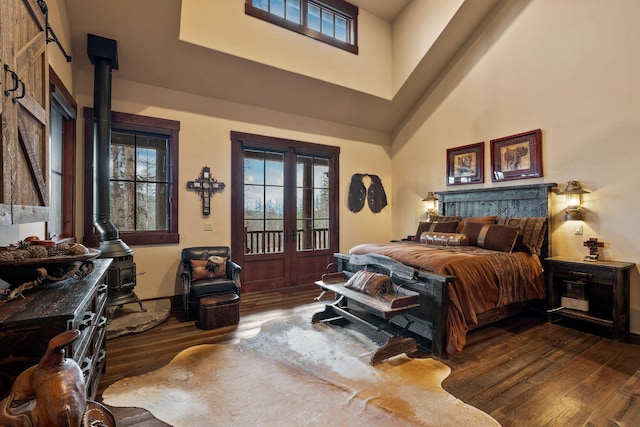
[
  {"xmin": 490, "ymin": 129, "xmax": 542, "ymax": 182},
  {"xmin": 446, "ymin": 142, "xmax": 484, "ymax": 185}
]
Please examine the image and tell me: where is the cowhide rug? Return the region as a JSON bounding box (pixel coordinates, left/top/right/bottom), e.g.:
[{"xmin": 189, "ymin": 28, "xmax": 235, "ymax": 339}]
[{"xmin": 102, "ymin": 315, "xmax": 499, "ymax": 426}]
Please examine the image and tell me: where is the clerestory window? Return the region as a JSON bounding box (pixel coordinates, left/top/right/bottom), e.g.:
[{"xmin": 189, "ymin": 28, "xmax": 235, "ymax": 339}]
[{"xmin": 246, "ymin": 0, "xmax": 358, "ymax": 54}]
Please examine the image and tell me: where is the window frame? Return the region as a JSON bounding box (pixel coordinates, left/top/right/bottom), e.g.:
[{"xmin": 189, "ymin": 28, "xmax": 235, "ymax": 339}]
[
  {"xmin": 48, "ymin": 67, "xmax": 77, "ymax": 244},
  {"xmin": 83, "ymin": 108, "xmax": 180, "ymax": 247},
  {"xmin": 245, "ymin": 0, "xmax": 359, "ymax": 54}
]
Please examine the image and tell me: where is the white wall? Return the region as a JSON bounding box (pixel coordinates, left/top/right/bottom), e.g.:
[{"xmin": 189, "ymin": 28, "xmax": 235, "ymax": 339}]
[
  {"xmin": 392, "ymin": 0, "xmax": 640, "ymax": 332},
  {"xmin": 74, "ymin": 71, "xmax": 392, "ymax": 300},
  {"xmin": 392, "ymin": 0, "xmax": 464, "ymax": 94},
  {"xmin": 179, "ymin": 0, "xmax": 393, "ymax": 99}
]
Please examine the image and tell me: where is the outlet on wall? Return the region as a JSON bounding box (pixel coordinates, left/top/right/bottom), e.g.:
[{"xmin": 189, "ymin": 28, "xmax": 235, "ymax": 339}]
[{"xmin": 204, "ymin": 222, "xmax": 213, "ymax": 231}]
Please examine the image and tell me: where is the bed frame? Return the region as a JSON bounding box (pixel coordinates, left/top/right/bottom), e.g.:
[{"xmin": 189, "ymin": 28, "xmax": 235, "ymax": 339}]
[{"xmin": 333, "ymin": 183, "xmax": 556, "ymax": 357}]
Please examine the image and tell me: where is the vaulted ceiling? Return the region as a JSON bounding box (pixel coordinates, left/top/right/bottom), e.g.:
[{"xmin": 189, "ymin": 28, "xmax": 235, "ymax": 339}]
[{"xmin": 65, "ymin": 0, "xmax": 503, "ymax": 136}]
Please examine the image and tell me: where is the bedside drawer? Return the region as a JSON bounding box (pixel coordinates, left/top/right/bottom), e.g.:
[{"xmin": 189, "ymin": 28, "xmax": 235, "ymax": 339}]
[{"xmin": 549, "ymin": 263, "xmax": 615, "ymax": 285}]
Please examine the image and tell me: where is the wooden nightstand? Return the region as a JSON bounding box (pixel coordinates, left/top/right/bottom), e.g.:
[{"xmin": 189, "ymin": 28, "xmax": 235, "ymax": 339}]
[{"xmin": 546, "ymin": 257, "xmax": 635, "ymax": 339}]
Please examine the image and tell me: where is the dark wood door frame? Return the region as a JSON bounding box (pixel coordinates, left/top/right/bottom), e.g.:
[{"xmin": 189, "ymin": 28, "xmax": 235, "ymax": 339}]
[{"xmin": 231, "ymin": 131, "xmax": 340, "ymax": 293}]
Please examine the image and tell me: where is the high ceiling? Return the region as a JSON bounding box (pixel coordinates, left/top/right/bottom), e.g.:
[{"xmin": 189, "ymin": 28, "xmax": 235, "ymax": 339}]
[
  {"xmin": 349, "ymin": 0, "xmax": 411, "ymax": 21},
  {"xmin": 64, "ymin": 0, "xmax": 502, "ymax": 136}
]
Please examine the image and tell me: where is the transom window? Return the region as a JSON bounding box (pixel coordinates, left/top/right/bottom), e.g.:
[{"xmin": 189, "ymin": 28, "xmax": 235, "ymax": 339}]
[{"xmin": 246, "ymin": 0, "xmax": 358, "ymax": 54}]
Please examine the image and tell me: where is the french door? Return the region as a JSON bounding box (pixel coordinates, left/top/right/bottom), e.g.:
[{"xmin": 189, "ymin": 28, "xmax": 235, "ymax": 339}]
[{"xmin": 231, "ymin": 132, "xmax": 339, "ymax": 293}]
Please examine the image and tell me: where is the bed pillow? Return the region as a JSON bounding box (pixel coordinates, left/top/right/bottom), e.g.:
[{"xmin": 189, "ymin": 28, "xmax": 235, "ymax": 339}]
[
  {"xmin": 459, "ymin": 221, "xmax": 485, "ymax": 246},
  {"xmin": 344, "ymin": 270, "xmax": 390, "ymax": 296},
  {"xmin": 457, "ymin": 215, "xmax": 497, "ymax": 233},
  {"xmin": 496, "ymin": 217, "xmax": 547, "ymax": 255},
  {"xmin": 476, "ymin": 224, "xmax": 520, "ymax": 252},
  {"xmin": 190, "ymin": 256, "xmax": 227, "ymax": 280},
  {"xmin": 427, "ymin": 214, "xmax": 463, "ymax": 223},
  {"xmin": 415, "ymin": 220, "xmax": 459, "ymax": 238},
  {"xmin": 420, "ymin": 232, "xmax": 469, "ymax": 246}
]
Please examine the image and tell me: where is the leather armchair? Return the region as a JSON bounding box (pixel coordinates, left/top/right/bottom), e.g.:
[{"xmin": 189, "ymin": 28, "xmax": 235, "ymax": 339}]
[{"xmin": 181, "ymin": 246, "xmax": 242, "ymax": 316}]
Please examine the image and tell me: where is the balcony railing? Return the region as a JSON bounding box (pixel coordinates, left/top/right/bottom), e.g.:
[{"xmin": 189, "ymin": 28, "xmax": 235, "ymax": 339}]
[{"xmin": 245, "ymin": 228, "xmax": 329, "ymax": 254}]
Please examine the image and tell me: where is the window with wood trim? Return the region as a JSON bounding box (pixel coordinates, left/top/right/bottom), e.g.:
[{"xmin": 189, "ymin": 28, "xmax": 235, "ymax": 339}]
[
  {"xmin": 246, "ymin": 0, "xmax": 358, "ymax": 54},
  {"xmin": 83, "ymin": 109, "xmax": 180, "ymax": 247},
  {"xmin": 48, "ymin": 68, "xmax": 76, "ymax": 243}
]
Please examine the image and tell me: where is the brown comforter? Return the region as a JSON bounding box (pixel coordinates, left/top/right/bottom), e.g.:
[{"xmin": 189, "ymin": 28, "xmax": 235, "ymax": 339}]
[{"xmin": 348, "ymin": 242, "xmax": 545, "ymax": 354}]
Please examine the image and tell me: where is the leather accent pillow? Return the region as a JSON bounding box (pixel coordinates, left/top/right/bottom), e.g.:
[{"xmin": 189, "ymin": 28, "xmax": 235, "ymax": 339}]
[
  {"xmin": 190, "ymin": 256, "xmax": 227, "ymax": 280},
  {"xmin": 415, "ymin": 220, "xmax": 459, "ymax": 238},
  {"xmin": 476, "ymin": 224, "xmax": 520, "ymax": 252},
  {"xmin": 344, "ymin": 270, "xmax": 390, "ymax": 296},
  {"xmin": 420, "ymin": 232, "xmax": 469, "ymax": 246},
  {"xmin": 496, "ymin": 217, "xmax": 547, "ymax": 255},
  {"xmin": 426, "ymin": 214, "xmax": 463, "ymax": 224},
  {"xmin": 460, "ymin": 221, "xmax": 486, "ymax": 246},
  {"xmin": 457, "ymin": 215, "xmax": 497, "ymax": 233}
]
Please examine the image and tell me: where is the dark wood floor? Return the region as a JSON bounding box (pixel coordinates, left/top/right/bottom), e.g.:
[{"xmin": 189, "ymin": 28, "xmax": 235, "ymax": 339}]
[{"xmin": 99, "ymin": 287, "xmax": 640, "ymax": 426}]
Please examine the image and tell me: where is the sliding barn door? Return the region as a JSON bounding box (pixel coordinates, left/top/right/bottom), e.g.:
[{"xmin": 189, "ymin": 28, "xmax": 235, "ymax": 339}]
[
  {"xmin": 231, "ymin": 132, "xmax": 339, "ymax": 293},
  {"xmin": 0, "ymin": 0, "xmax": 49, "ymax": 224}
]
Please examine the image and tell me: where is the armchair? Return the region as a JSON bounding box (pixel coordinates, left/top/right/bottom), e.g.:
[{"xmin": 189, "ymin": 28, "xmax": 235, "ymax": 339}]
[{"xmin": 181, "ymin": 246, "xmax": 242, "ymax": 316}]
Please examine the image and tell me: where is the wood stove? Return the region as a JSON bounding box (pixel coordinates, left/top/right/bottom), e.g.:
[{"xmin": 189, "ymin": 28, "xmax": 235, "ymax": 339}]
[{"xmin": 88, "ymin": 34, "xmax": 144, "ymax": 318}]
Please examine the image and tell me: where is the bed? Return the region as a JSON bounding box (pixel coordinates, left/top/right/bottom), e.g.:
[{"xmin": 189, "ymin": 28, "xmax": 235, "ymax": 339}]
[{"xmin": 333, "ymin": 183, "xmax": 555, "ymax": 357}]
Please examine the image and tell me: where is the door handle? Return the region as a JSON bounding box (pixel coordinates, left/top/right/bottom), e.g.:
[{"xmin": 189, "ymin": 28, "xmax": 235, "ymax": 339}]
[
  {"xmin": 12, "ymin": 79, "xmax": 25, "ymax": 103},
  {"xmin": 3, "ymin": 65, "xmax": 19, "ymax": 97}
]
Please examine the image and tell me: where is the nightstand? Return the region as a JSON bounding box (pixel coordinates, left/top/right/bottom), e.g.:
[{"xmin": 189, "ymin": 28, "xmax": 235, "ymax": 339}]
[{"xmin": 546, "ymin": 257, "xmax": 635, "ymax": 339}]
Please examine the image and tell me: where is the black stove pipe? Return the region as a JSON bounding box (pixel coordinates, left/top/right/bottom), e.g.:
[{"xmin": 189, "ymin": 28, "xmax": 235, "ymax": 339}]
[{"xmin": 87, "ymin": 34, "xmax": 132, "ymax": 258}]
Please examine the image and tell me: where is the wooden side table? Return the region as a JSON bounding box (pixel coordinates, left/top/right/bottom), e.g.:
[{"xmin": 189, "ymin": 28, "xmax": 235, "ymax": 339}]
[{"xmin": 546, "ymin": 257, "xmax": 635, "ymax": 339}]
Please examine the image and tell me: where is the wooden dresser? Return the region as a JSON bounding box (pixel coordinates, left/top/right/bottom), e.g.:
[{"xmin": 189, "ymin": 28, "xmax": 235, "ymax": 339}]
[{"xmin": 0, "ymin": 258, "xmax": 111, "ymax": 400}]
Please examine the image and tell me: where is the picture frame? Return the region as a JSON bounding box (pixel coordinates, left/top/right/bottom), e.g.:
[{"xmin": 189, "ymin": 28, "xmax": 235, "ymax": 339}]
[
  {"xmin": 490, "ymin": 129, "xmax": 542, "ymax": 182},
  {"xmin": 446, "ymin": 142, "xmax": 484, "ymax": 185}
]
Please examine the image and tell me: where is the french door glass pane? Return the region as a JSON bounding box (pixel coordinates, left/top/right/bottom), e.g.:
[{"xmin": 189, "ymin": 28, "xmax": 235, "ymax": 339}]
[
  {"xmin": 296, "ymin": 155, "xmax": 330, "ymax": 251},
  {"xmin": 244, "ymin": 150, "xmax": 265, "ymax": 185},
  {"xmin": 244, "ymin": 185, "xmax": 265, "ymax": 219},
  {"xmin": 265, "ymin": 152, "xmax": 284, "ymax": 185},
  {"xmin": 244, "ymin": 149, "xmax": 285, "ymax": 255}
]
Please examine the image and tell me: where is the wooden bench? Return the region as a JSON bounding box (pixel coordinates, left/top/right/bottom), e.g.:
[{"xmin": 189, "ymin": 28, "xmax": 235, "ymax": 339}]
[{"xmin": 312, "ymin": 272, "xmax": 420, "ymax": 365}]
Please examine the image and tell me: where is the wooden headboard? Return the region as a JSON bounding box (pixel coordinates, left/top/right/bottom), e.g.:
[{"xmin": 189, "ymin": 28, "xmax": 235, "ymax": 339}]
[{"xmin": 437, "ymin": 183, "xmax": 556, "ymax": 258}]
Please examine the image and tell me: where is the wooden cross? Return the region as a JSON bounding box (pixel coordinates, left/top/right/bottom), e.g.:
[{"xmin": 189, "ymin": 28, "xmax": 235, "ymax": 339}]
[
  {"xmin": 583, "ymin": 237, "xmax": 604, "ymax": 261},
  {"xmin": 186, "ymin": 166, "xmax": 225, "ymax": 216}
]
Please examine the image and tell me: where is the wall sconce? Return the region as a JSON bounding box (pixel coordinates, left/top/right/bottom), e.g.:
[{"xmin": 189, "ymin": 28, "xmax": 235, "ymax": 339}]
[
  {"xmin": 557, "ymin": 180, "xmax": 589, "ymax": 221},
  {"xmin": 422, "ymin": 192, "xmax": 438, "ymax": 217}
]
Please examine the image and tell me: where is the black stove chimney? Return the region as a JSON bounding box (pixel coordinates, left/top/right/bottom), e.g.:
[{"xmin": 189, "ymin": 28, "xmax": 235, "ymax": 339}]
[
  {"xmin": 87, "ymin": 34, "xmax": 144, "ymax": 315},
  {"xmin": 87, "ymin": 34, "xmax": 126, "ymax": 251}
]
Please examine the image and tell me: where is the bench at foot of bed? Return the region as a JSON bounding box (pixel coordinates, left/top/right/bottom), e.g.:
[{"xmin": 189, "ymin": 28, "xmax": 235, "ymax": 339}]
[{"xmin": 312, "ymin": 273, "xmax": 420, "ymax": 365}]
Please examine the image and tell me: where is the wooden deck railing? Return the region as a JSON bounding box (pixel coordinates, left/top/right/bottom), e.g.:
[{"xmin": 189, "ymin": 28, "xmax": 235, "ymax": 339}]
[{"xmin": 245, "ymin": 228, "xmax": 329, "ymax": 254}]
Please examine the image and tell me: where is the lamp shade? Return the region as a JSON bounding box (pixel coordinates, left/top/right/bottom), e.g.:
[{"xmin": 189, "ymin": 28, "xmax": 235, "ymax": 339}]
[{"xmin": 557, "ymin": 181, "xmax": 589, "ymax": 220}]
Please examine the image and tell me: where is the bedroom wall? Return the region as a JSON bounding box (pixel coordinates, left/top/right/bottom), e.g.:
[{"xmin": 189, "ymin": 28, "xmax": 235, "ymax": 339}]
[
  {"xmin": 391, "ymin": 0, "xmax": 640, "ymax": 333},
  {"xmin": 179, "ymin": 0, "xmax": 393, "ymax": 99},
  {"xmin": 73, "ymin": 71, "xmax": 392, "ymax": 300}
]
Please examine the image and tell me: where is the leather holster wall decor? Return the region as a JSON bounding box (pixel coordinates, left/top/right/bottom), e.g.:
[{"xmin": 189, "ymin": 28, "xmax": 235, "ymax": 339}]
[{"xmin": 348, "ymin": 173, "xmax": 388, "ymax": 213}]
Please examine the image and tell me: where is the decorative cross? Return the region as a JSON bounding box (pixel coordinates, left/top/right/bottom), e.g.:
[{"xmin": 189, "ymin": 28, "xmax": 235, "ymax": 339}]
[
  {"xmin": 583, "ymin": 237, "xmax": 604, "ymax": 261},
  {"xmin": 186, "ymin": 166, "xmax": 225, "ymax": 216}
]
